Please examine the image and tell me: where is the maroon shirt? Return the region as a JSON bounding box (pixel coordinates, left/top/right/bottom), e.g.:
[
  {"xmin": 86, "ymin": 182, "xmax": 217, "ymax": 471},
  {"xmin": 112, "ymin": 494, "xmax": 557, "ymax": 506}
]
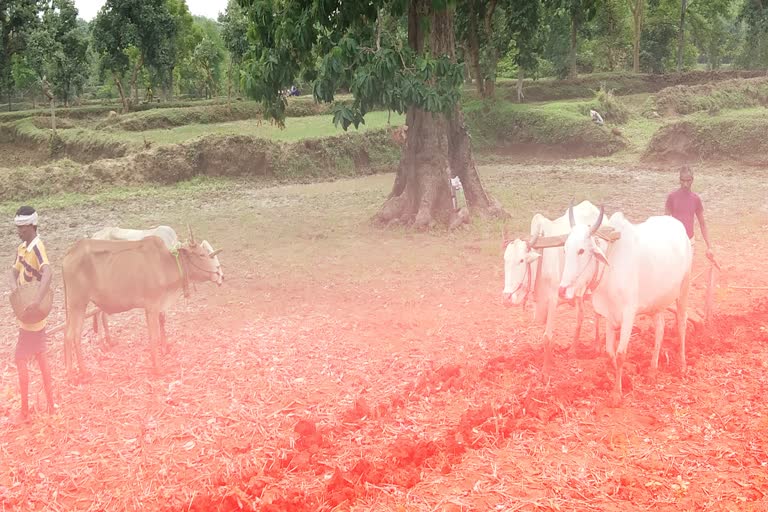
[{"xmin": 665, "ymin": 188, "xmax": 703, "ymax": 239}]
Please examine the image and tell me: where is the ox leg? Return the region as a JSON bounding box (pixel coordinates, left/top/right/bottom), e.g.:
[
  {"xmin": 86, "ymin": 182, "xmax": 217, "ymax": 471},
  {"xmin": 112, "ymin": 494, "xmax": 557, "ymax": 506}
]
[
  {"xmin": 65, "ymin": 307, "xmax": 89, "ymax": 383},
  {"xmin": 570, "ymin": 296, "xmax": 585, "ymax": 355},
  {"xmin": 677, "ymin": 274, "xmax": 691, "ymax": 374},
  {"xmin": 145, "ymin": 310, "xmax": 162, "ymax": 375},
  {"xmin": 649, "ymin": 312, "xmax": 665, "ymax": 383},
  {"xmin": 542, "ymin": 300, "xmax": 557, "ymax": 375},
  {"xmin": 159, "ymin": 312, "xmax": 169, "ymax": 355},
  {"xmin": 610, "ymin": 311, "xmax": 636, "ymax": 407},
  {"xmin": 101, "ymin": 312, "xmax": 115, "ymax": 348},
  {"xmin": 594, "ymin": 314, "xmax": 602, "ymax": 354}
]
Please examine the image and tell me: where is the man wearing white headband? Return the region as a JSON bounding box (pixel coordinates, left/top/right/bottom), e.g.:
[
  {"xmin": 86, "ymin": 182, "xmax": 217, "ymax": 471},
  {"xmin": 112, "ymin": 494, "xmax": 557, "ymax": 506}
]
[{"xmin": 9, "ymin": 205, "xmax": 54, "ymax": 423}]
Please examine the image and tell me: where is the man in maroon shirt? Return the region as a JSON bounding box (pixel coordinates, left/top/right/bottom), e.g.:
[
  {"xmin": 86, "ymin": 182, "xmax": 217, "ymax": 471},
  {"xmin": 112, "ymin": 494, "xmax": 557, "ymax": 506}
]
[{"xmin": 665, "ymin": 165, "xmax": 713, "ymax": 260}]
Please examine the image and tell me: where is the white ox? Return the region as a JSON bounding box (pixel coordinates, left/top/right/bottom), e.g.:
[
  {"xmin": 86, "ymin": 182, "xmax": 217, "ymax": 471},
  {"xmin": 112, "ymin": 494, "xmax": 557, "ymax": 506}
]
[
  {"xmin": 502, "ymin": 200, "xmax": 604, "ymax": 368},
  {"xmin": 92, "ymin": 225, "xmax": 179, "ymax": 249},
  {"xmin": 558, "ymin": 207, "xmax": 692, "ymax": 406},
  {"xmin": 90, "ymin": 225, "xmax": 223, "ymax": 346}
]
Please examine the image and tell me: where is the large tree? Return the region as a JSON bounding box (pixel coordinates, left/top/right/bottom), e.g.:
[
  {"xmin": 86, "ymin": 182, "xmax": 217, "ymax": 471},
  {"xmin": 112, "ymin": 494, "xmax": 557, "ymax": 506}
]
[
  {"xmin": 91, "ymin": 0, "xmax": 175, "ymax": 111},
  {"xmin": 42, "ymin": 0, "xmax": 89, "ymax": 106},
  {"xmin": 220, "ymin": 0, "xmax": 249, "ymax": 100},
  {"xmin": 238, "ymin": 0, "xmax": 504, "ymax": 229},
  {"xmin": 560, "ymin": 0, "xmax": 599, "ymax": 78},
  {"xmin": 159, "ymin": 0, "xmax": 195, "ymax": 100},
  {"xmin": 0, "ymin": 0, "xmax": 38, "ymax": 110}
]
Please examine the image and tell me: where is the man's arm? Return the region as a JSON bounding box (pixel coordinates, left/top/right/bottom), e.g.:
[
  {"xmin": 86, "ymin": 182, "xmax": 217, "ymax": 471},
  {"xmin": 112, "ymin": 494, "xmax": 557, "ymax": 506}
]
[
  {"xmin": 33, "ymin": 264, "xmax": 52, "ymax": 305},
  {"xmin": 695, "ymin": 208, "xmax": 713, "ymax": 258}
]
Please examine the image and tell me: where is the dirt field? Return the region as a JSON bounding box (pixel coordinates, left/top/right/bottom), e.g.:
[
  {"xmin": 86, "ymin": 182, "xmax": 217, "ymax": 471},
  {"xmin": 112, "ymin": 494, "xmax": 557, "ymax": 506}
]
[{"xmin": 0, "ymin": 162, "xmax": 767, "ymax": 511}]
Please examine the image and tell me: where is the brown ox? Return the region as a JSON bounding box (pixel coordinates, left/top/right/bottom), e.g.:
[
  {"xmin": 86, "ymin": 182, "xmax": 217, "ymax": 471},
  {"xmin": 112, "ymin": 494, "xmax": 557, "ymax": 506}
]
[{"xmin": 61, "ymin": 233, "xmax": 223, "ymax": 380}]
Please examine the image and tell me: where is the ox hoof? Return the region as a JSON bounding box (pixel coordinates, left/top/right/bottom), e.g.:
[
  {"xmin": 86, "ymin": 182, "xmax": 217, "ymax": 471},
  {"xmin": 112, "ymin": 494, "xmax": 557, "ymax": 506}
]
[{"xmin": 647, "ymin": 367, "xmax": 659, "ymax": 385}]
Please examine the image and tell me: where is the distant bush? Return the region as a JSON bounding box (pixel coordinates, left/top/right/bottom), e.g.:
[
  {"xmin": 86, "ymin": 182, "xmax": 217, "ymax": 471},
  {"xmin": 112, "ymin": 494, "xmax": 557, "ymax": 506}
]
[
  {"xmin": 580, "ymin": 86, "xmax": 631, "ymax": 124},
  {"xmin": 653, "ymin": 77, "xmax": 768, "ymax": 115},
  {"xmin": 0, "ymin": 129, "xmax": 402, "ymax": 200},
  {"xmin": 645, "ymin": 111, "xmax": 768, "ymax": 165}
]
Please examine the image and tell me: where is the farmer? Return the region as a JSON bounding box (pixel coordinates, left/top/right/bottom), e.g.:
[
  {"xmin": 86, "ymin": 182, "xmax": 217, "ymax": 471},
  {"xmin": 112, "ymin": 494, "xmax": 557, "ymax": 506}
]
[
  {"xmin": 665, "ymin": 165, "xmax": 714, "ymax": 260},
  {"xmin": 9, "ymin": 205, "xmax": 55, "ymax": 424}
]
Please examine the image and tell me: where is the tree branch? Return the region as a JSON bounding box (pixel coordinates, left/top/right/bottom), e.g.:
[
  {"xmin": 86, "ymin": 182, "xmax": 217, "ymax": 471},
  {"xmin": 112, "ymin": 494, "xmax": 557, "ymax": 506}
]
[{"xmin": 484, "ymin": 0, "xmax": 498, "ymax": 35}]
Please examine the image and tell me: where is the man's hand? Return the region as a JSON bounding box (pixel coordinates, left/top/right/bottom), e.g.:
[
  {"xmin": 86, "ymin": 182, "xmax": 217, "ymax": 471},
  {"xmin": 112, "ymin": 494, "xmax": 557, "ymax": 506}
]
[{"xmin": 705, "ymin": 247, "xmax": 714, "ymax": 260}]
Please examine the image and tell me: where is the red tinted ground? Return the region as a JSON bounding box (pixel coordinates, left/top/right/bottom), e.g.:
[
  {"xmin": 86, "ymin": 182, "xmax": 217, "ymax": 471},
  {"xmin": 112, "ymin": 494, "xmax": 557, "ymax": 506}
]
[{"xmin": 0, "ymin": 167, "xmax": 767, "ymax": 512}]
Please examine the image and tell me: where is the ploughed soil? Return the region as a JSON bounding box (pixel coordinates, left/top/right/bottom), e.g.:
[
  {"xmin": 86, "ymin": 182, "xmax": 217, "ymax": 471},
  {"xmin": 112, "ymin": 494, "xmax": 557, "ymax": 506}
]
[{"xmin": 0, "ymin": 163, "xmax": 767, "ymax": 511}]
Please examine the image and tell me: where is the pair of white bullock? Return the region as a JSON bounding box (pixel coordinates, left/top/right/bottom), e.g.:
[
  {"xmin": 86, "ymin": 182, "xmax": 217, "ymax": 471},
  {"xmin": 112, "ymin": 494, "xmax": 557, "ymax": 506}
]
[{"xmin": 503, "ymin": 201, "xmax": 692, "ymax": 406}]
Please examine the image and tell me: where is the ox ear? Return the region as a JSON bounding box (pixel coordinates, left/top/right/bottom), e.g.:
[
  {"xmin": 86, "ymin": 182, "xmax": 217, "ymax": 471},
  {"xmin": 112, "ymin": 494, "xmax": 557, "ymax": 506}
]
[
  {"xmin": 591, "ymin": 243, "xmax": 609, "ymax": 266},
  {"xmin": 526, "ymin": 250, "xmax": 541, "ymax": 263}
]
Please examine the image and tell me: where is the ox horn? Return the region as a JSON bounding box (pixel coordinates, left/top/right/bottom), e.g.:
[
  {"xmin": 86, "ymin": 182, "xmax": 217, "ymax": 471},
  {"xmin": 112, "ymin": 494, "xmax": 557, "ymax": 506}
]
[
  {"xmin": 590, "ymin": 205, "xmax": 605, "ymax": 236},
  {"xmin": 501, "ymin": 224, "xmax": 509, "ymax": 248},
  {"xmin": 568, "ymin": 199, "xmax": 576, "ymax": 228},
  {"xmin": 187, "ymin": 224, "xmax": 196, "ymax": 245},
  {"xmin": 209, "ymin": 248, "xmax": 223, "ymax": 257}
]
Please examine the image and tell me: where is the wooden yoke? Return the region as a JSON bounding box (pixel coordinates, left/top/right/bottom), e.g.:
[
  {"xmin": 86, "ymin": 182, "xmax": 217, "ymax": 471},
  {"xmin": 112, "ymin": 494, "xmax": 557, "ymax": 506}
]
[{"xmin": 530, "ymin": 226, "xmax": 621, "ymax": 250}]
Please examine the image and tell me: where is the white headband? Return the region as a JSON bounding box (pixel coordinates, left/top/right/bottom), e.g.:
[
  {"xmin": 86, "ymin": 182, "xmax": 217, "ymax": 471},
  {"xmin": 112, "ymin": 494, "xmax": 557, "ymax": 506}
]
[{"xmin": 14, "ymin": 212, "xmax": 38, "ymax": 226}]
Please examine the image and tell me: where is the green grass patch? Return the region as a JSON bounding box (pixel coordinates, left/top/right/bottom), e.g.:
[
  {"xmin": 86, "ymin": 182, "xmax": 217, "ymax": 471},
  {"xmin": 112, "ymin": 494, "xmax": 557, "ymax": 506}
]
[
  {"xmin": 462, "ymin": 98, "xmax": 626, "ymax": 156},
  {"xmin": 96, "ymin": 97, "xmax": 360, "ymax": 132},
  {"xmin": 0, "ymin": 174, "xmax": 235, "ymax": 214},
  {"xmin": 113, "ymin": 110, "xmax": 405, "ymax": 146},
  {"xmin": 10, "ymin": 118, "xmax": 129, "ymax": 161},
  {"xmin": 485, "ymin": 69, "xmax": 767, "ymax": 103}
]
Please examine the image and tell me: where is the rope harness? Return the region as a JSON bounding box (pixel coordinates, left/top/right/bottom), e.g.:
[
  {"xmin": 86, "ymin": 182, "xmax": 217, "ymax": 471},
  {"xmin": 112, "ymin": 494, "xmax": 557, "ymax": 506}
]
[{"xmin": 170, "ymin": 246, "xmax": 191, "ymax": 298}]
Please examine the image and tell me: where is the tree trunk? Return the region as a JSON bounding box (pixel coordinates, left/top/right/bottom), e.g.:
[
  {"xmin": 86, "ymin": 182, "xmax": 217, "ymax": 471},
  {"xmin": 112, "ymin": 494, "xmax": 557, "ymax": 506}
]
[
  {"xmin": 113, "ymin": 72, "xmax": 129, "ymax": 113},
  {"xmin": 41, "ymin": 78, "xmax": 56, "ymax": 133},
  {"xmin": 481, "ymin": 0, "xmax": 499, "ymax": 99},
  {"xmin": 462, "ymin": 46, "xmax": 472, "ymax": 85},
  {"xmin": 227, "ymin": 58, "xmax": 233, "ymax": 106},
  {"xmin": 629, "ymin": 0, "xmax": 644, "ymax": 73},
  {"xmin": 466, "ymin": 0, "xmax": 484, "ymax": 96},
  {"xmin": 373, "ymin": 0, "xmax": 504, "ymax": 230},
  {"xmin": 50, "ymin": 98, "xmax": 56, "ymax": 133},
  {"xmin": 677, "ymin": 0, "xmax": 687, "ymax": 72},
  {"xmin": 569, "ymin": 16, "xmax": 578, "ymax": 79},
  {"xmin": 130, "ymin": 55, "xmax": 144, "ymax": 106},
  {"xmin": 516, "ymin": 69, "xmax": 525, "ymax": 103}
]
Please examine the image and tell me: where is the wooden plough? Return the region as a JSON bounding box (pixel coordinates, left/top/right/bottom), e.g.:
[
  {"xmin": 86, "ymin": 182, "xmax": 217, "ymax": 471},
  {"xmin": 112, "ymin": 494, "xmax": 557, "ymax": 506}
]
[{"xmin": 46, "ymin": 308, "xmax": 100, "ymax": 336}]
